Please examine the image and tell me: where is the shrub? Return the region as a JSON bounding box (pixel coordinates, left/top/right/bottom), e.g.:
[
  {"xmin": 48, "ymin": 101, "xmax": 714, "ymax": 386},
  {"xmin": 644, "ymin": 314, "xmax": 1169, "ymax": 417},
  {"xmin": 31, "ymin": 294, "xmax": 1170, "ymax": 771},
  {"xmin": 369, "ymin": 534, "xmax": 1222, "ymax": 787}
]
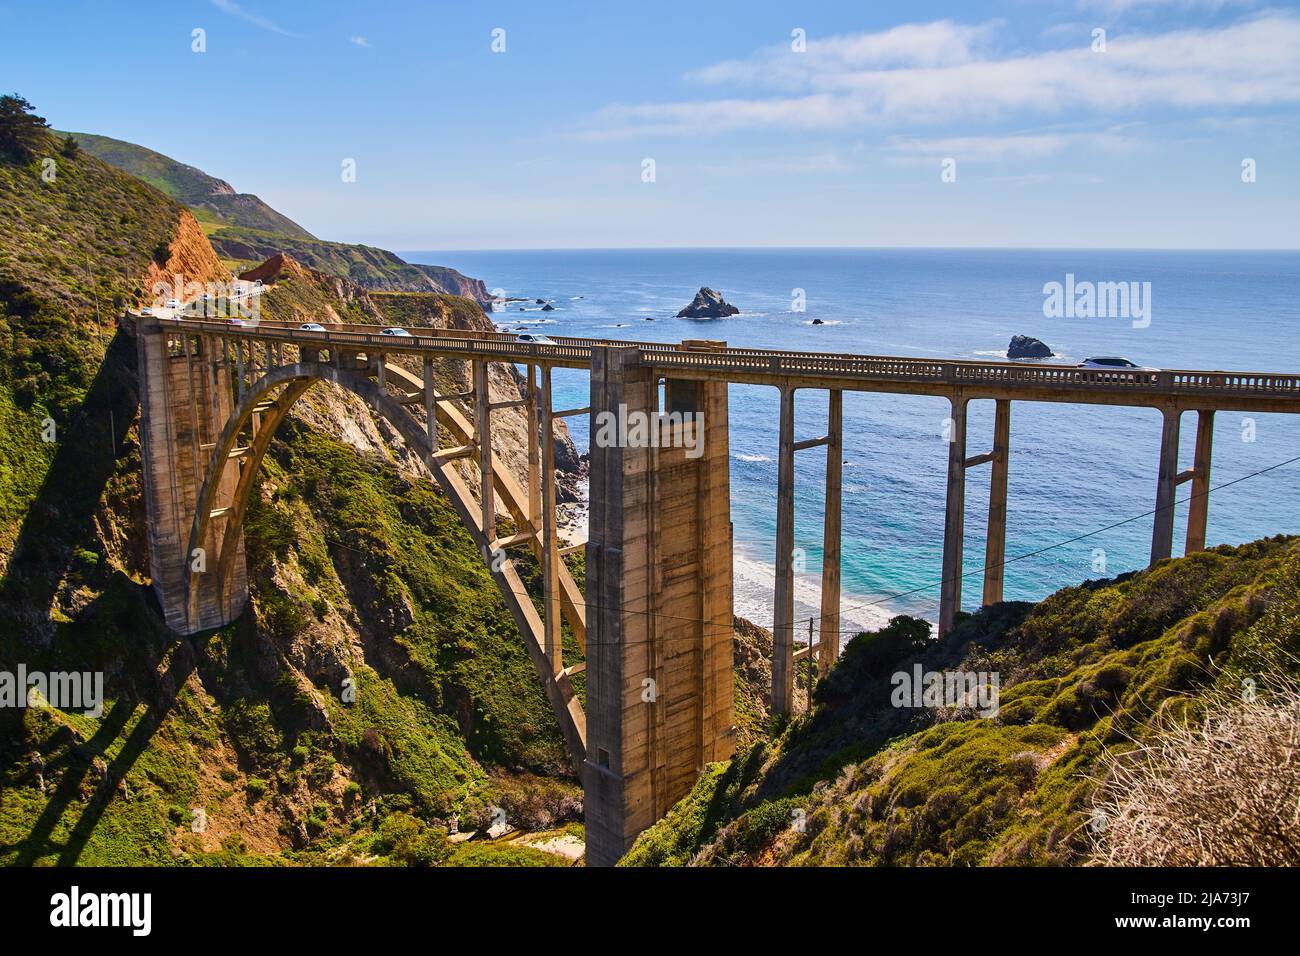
[
  {"xmin": 374, "ymin": 812, "xmax": 422, "ymax": 854},
  {"xmin": 1090, "ymin": 680, "xmax": 1300, "ymax": 866}
]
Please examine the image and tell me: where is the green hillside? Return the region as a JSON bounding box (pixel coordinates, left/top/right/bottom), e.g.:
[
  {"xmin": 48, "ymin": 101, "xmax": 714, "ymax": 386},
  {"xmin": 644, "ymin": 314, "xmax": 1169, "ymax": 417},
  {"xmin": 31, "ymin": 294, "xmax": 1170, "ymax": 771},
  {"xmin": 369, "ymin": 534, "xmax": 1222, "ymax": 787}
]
[
  {"xmin": 65, "ymin": 132, "xmax": 315, "ymax": 239},
  {"xmin": 625, "ymin": 537, "xmax": 1300, "ymax": 866},
  {"xmin": 65, "ymin": 132, "xmax": 489, "ymax": 302}
]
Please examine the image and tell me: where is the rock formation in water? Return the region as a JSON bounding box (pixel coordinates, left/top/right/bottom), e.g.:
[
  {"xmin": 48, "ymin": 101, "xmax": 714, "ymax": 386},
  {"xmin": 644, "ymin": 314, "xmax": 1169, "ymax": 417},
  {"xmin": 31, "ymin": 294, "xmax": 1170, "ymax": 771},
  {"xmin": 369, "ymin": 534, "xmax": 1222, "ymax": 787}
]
[
  {"xmin": 1007, "ymin": 335, "xmax": 1054, "ymax": 359},
  {"xmin": 676, "ymin": 287, "xmax": 739, "ymax": 318}
]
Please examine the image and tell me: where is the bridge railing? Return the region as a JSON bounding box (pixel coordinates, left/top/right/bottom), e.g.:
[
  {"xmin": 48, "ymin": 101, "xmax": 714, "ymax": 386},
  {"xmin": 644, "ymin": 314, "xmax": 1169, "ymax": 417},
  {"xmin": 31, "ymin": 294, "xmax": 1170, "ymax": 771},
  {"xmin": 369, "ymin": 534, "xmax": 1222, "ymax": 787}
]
[
  {"xmin": 636, "ymin": 347, "xmax": 1300, "ymax": 399},
  {"xmin": 1170, "ymin": 370, "xmax": 1300, "ymax": 394},
  {"xmin": 149, "ymin": 316, "xmax": 1300, "ymax": 402}
]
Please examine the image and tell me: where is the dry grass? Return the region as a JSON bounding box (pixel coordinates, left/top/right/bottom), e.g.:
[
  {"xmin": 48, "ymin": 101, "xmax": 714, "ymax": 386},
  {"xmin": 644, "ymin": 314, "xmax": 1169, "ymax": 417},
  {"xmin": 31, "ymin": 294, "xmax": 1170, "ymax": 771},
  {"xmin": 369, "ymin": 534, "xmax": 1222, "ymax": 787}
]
[{"xmin": 1089, "ymin": 680, "xmax": 1300, "ymax": 866}]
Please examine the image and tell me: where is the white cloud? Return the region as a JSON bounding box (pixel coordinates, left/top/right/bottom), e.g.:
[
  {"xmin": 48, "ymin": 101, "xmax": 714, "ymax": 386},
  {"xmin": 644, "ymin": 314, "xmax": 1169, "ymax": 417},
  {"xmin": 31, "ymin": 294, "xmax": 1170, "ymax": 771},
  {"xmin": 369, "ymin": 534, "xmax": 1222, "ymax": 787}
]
[
  {"xmin": 589, "ymin": 12, "xmax": 1300, "ymax": 138},
  {"xmin": 349, "ymin": 35, "xmax": 372, "ymax": 48},
  {"xmin": 210, "ymin": 0, "xmax": 299, "ymax": 38},
  {"xmin": 886, "ymin": 133, "xmax": 1074, "ymax": 163},
  {"xmin": 884, "ymin": 124, "xmax": 1145, "ymax": 164},
  {"xmin": 1078, "ymin": 0, "xmax": 1254, "ymax": 12},
  {"xmin": 691, "ymin": 20, "xmax": 1001, "ymax": 87}
]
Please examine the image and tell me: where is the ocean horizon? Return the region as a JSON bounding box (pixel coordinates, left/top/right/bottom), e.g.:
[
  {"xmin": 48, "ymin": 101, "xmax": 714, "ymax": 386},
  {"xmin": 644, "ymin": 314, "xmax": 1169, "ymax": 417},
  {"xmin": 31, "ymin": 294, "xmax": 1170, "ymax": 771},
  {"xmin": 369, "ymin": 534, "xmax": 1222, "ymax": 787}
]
[{"xmin": 405, "ymin": 247, "xmax": 1300, "ymax": 635}]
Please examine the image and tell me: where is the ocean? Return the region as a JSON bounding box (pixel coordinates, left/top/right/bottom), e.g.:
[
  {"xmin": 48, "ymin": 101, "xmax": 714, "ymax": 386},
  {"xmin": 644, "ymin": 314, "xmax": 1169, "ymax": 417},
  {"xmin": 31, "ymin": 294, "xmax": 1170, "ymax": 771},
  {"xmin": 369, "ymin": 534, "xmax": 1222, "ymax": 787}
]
[{"xmin": 403, "ymin": 248, "xmax": 1300, "ymax": 635}]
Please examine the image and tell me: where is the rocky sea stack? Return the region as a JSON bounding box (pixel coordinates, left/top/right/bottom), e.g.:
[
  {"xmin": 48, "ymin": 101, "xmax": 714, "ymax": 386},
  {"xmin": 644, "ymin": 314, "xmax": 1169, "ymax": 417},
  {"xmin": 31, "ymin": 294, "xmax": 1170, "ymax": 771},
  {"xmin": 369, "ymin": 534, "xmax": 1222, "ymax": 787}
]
[
  {"xmin": 676, "ymin": 286, "xmax": 739, "ymax": 318},
  {"xmin": 1007, "ymin": 334, "xmax": 1054, "ymax": 359}
]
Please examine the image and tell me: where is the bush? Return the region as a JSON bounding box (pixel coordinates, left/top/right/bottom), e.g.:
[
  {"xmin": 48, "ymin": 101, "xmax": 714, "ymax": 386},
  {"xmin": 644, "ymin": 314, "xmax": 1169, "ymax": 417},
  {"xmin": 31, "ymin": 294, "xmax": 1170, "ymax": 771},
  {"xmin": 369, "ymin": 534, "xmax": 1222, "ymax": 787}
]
[
  {"xmin": 374, "ymin": 812, "xmax": 422, "ymax": 855},
  {"xmin": 1090, "ymin": 680, "xmax": 1300, "ymax": 866}
]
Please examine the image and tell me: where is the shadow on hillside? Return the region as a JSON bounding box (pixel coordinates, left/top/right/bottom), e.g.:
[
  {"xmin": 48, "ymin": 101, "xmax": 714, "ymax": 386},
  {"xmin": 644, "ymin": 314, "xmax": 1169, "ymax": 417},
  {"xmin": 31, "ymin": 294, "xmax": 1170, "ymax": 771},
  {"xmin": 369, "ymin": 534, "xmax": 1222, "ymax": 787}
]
[
  {"xmin": 0, "ymin": 327, "xmax": 139, "ymax": 639},
  {"xmin": 55, "ymin": 642, "xmax": 196, "ymax": 866},
  {"xmin": 5, "ymin": 650, "xmax": 196, "ymax": 866}
]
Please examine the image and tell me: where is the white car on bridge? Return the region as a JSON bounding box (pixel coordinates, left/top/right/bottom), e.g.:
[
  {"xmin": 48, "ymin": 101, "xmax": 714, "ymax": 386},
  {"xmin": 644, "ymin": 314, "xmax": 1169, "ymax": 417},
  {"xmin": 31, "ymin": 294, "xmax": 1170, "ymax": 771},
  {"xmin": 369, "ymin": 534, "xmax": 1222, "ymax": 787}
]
[
  {"xmin": 1078, "ymin": 356, "xmax": 1160, "ymax": 383},
  {"xmin": 1078, "ymin": 356, "xmax": 1157, "ymax": 371}
]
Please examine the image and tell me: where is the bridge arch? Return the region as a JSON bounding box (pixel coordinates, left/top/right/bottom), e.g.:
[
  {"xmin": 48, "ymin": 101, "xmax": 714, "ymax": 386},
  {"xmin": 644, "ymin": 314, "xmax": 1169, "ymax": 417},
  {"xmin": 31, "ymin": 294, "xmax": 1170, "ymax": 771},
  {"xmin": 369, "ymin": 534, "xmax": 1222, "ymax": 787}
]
[{"xmin": 180, "ymin": 359, "xmax": 587, "ymax": 767}]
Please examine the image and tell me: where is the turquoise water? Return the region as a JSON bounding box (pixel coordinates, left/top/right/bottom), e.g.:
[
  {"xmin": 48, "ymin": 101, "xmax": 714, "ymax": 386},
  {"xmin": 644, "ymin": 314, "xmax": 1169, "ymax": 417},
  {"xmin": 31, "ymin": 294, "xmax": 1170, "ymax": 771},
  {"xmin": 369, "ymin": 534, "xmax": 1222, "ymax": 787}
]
[{"xmin": 404, "ymin": 248, "xmax": 1300, "ymax": 630}]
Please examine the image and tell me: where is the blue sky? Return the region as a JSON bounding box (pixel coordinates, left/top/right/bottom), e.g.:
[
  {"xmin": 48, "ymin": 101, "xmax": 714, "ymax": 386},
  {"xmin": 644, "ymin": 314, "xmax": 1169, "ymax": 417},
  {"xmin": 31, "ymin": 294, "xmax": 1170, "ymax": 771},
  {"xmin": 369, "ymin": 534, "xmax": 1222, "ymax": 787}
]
[{"xmin": 3, "ymin": 0, "xmax": 1299, "ymax": 249}]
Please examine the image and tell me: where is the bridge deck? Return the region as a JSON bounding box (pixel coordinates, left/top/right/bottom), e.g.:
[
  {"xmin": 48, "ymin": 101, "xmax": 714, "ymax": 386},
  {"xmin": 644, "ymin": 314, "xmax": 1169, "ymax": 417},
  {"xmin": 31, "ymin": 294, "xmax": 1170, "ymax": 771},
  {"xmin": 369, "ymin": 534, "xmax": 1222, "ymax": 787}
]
[{"xmin": 151, "ymin": 316, "xmax": 1300, "ymax": 413}]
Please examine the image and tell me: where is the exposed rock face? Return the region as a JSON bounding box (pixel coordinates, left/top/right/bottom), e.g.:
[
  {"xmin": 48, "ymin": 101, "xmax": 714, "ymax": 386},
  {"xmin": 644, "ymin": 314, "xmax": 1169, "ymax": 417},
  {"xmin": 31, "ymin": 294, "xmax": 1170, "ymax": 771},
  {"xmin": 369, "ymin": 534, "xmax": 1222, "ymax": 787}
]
[
  {"xmin": 238, "ymin": 252, "xmax": 304, "ymax": 285},
  {"xmin": 676, "ymin": 287, "xmax": 739, "ymax": 318},
  {"xmin": 541, "ymin": 303, "xmax": 555, "ymax": 312},
  {"xmin": 144, "ymin": 210, "xmax": 230, "ymax": 292},
  {"xmin": 1007, "ymin": 335, "xmax": 1054, "ymax": 359}
]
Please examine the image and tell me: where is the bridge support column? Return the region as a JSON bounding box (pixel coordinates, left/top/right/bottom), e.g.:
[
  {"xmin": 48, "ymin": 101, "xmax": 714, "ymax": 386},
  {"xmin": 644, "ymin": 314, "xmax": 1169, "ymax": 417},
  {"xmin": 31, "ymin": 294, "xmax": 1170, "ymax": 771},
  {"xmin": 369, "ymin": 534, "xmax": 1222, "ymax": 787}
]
[
  {"xmin": 938, "ymin": 394, "xmax": 968, "ymax": 637},
  {"xmin": 540, "ymin": 365, "xmax": 561, "ymax": 675},
  {"xmin": 234, "ymin": 340, "xmax": 246, "ymax": 401},
  {"xmin": 982, "ymin": 399, "xmax": 1011, "ymax": 606},
  {"xmin": 1185, "ymin": 410, "xmax": 1214, "ymax": 553},
  {"xmin": 585, "ymin": 345, "xmax": 735, "ymax": 866},
  {"xmin": 772, "ymin": 385, "xmax": 797, "ymax": 714},
  {"xmin": 473, "ymin": 360, "xmax": 496, "ymax": 542},
  {"xmin": 818, "ymin": 390, "xmax": 843, "ymax": 675},
  {"xmin": 526, "ymin": 364, "xmax": 541, "ymax": 527},
  {"xmin": 137, "ymin": 320, "xmax": 247, "ymax": 633},
  {"xmin": 422, "ymin": 356, "xmax": 437, "ymax": 461},
  {"xmin": 1150, "ymin": 407, "xmax": 1182, "ymax": 565}
]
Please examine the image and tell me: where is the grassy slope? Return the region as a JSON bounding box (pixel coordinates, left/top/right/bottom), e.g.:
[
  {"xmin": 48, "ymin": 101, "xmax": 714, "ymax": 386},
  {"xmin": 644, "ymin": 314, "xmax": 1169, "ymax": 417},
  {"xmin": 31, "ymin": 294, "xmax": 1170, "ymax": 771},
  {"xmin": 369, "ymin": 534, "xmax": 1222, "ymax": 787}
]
[
  {"xmin": 65, "ymin": 132, "xmax": 315, "ymax": 239},
  {"xmin": 249, "ymin": 420, "xmax": 575, "ymax": 778},
  {"xmin": 0, "ymin": 131, "xmax": 177, "ymax": 564},
  {"xmin": 624, "ymin": 537, "xmax": 1300, "ymax": 866}
]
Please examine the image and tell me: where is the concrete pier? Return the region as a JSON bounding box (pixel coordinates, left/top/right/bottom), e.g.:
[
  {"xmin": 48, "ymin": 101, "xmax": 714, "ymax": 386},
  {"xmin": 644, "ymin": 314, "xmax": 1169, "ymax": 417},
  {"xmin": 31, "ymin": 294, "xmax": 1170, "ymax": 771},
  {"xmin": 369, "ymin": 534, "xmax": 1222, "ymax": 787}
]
[
  {"xmin": 818, "ymin": 389, "xmax": 843, "ymax": 674},
  {"xmin": 1186, "ymin": 410, "xmax": 1214, "ymax": 553},
  {"xmin": 137, "ymin": 324, "xmax": 246, "ymax": 631},
  {"xmin": 584, "ymin": 345, "xmax": 735, "ymax": 867},
  {"xmin": 1151, "ymin": 407, "xmax": 1182, "ymax": 564},
  {"xmin": 772, "ymin": 385, "xmax": 797, "ymax": 714},
  {"xmin": 982, "ymin": 399, "xmax": 1011, "ymax": 607},
  {"xmin": 938, "ymin": 395, "xmax": 969, "ymax": 636}
]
